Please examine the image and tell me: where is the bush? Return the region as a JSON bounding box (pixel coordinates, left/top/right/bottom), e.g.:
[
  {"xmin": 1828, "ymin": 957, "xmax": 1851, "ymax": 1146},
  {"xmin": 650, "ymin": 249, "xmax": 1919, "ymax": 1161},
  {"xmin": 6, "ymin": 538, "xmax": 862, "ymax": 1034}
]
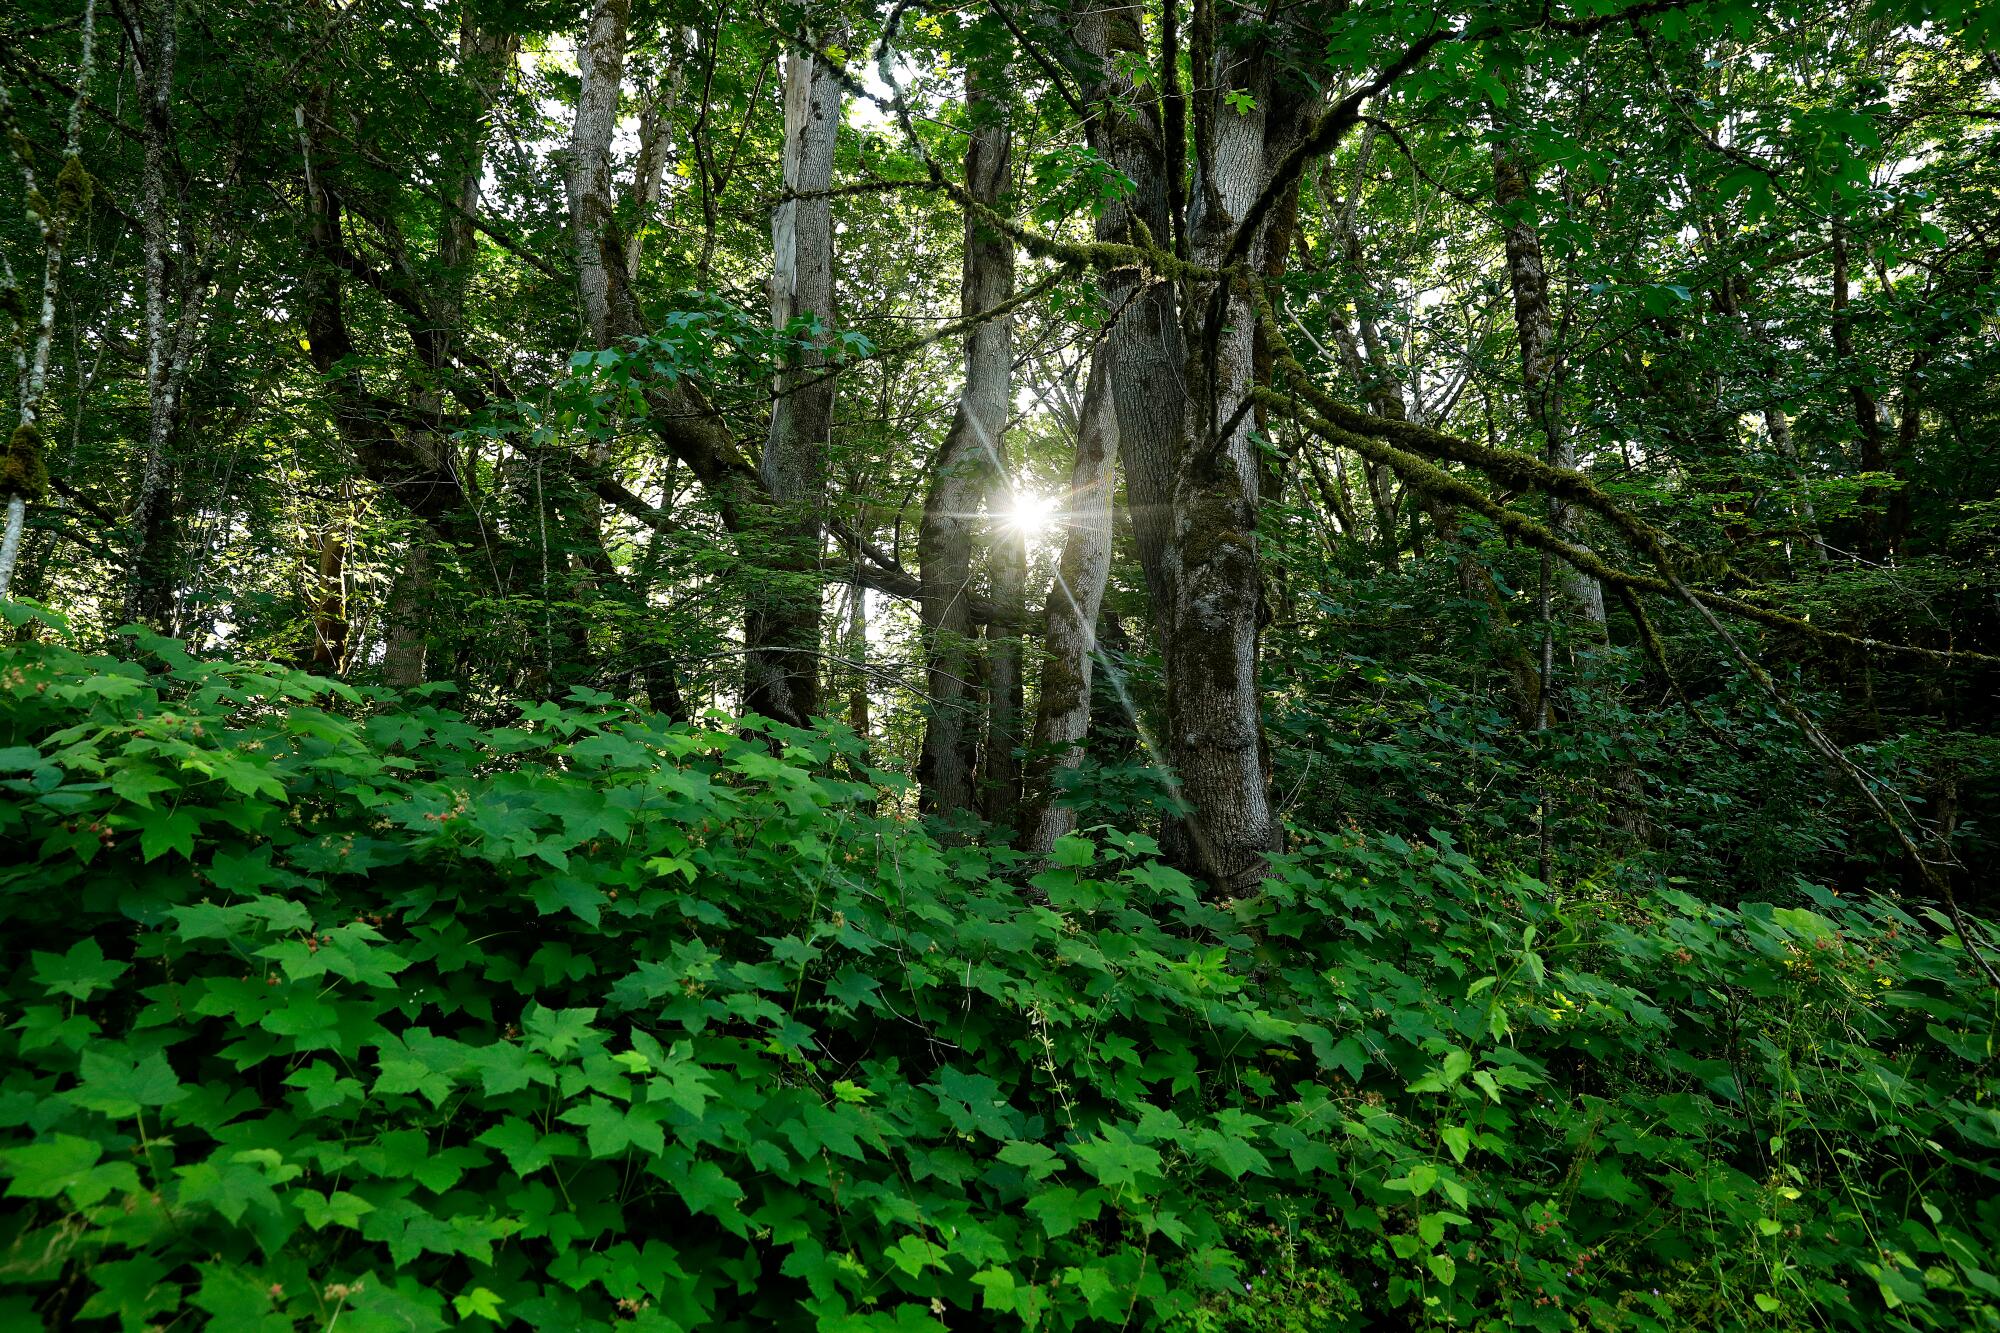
[{"xmin": 2, "ymin": 620, "xmax": 1996, "ymax": 1330}]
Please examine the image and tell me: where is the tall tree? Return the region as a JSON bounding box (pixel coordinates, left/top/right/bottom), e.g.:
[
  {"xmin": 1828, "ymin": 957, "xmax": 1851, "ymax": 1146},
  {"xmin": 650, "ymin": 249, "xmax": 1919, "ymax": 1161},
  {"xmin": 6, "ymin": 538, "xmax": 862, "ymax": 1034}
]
[
  {"xmin": 1023, "ymin": 350, "xmax": 1117, "ymax": 852},
  {"xmin": 744, "ymin": 41, "xmax": 841, "ymax": 726},
  {"xmin": 918, "ymin": 55, "xmax": 1012, "ymax": 816}
]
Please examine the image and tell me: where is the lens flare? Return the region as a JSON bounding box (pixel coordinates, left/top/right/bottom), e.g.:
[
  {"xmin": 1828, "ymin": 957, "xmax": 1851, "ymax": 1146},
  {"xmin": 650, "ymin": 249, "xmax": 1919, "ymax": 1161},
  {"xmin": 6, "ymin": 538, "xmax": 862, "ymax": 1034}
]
[{"xmin": 1004, "ymin": 490, "xmax": 1059, "ymax": 537}]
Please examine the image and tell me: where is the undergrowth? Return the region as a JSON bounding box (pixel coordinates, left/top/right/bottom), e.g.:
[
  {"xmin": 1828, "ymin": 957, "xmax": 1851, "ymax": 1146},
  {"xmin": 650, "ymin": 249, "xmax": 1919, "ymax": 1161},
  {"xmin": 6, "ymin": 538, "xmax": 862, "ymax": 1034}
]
[{"xmin": 1, "ymin": 610, "xmax": 1995, "ymax": 1331}]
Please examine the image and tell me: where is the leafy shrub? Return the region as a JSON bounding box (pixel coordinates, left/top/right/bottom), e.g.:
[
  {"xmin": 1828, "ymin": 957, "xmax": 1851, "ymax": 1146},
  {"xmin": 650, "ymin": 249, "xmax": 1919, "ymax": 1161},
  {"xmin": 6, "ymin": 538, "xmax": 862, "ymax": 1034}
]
[{"xmin": 1, "ymin": 617, "xmax": 1996, "ymax": 1330}]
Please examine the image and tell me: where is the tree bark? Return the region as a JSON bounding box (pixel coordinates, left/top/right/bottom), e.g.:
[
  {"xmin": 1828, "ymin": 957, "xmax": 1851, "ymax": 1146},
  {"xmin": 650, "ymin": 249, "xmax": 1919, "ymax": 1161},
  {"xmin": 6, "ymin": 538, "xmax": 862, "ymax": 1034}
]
[
  {"xmin": 379, "ymin": 537, "xmax": 434, "ymax": 687},
  {"xmin": 569, "ymin": 0, "xmax": 628, "ymax": 346},
  {"xmin": 983, "ymin": 481, "xmax": 1027, "ymax": 827},
  {"xmin": 1163, "ymin": 43, "xmax": 1291, "ymax": 893},
  {"xmin": 1492, "ymin": 140, "xmax": 1606, "ymax": 630},
  {"xmin": 918, "ymin": 59, "xmax": 1013, "ymax": 817},
  {"xmin": 845, "ymin": 579, "xmax": 870, "ymax": 739},
  {"xmin": 0, "ymin": 0, "xmax": 95, "ymax": 601},
  {"xmin": 1075, "ymin": 2, "xmax": 1181, "ymax": 630},
  {"xmin": 123, "ymin": 0, "xmax": 191, "ymax": 632},
  {"xmin": 1023, "ymin": 351, "xmax": 1118, "ymax": 852},
  {"xmin": 1831, "ymin": 221, "xmax": 1891, "ymax": 557},
  {"xmin": 624, "ymin": 63, "xmax": 682, "ymax": 278},
  {"xmin": 744, "ymin": 43, "xmax": 840, "ymax": 727}
]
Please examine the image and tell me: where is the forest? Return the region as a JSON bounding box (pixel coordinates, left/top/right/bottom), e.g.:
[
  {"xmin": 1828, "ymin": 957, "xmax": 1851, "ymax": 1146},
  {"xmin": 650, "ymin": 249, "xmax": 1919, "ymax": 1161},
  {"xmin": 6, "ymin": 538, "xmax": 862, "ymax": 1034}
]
[{"xmin": 1, "ymin": 0, "xmax": 1998, "ymax": 1327}]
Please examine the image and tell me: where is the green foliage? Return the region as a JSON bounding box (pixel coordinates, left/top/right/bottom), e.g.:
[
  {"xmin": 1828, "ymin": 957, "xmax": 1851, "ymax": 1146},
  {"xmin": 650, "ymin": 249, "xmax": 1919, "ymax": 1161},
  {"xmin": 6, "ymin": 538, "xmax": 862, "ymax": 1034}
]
[{"xmin": 1, "ymin": 625, "xmax": 1995, "ymax": 1330}]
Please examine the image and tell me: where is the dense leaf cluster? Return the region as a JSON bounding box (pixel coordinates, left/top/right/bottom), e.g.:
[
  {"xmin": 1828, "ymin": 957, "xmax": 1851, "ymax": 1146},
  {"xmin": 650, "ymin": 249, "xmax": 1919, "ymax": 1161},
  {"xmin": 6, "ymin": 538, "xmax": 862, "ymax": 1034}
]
[{"xmin": 2, "ymin": 608, "xmax": 1994, "ymax": 1331}]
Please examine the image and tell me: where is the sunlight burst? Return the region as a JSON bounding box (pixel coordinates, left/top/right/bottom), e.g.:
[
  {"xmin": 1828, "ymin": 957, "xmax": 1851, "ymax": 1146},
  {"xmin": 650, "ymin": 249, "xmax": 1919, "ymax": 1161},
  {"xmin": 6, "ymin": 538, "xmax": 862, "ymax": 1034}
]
[{"xmin": 1003, "ymin": 490, "xmax": 1060, "ymax": 538}]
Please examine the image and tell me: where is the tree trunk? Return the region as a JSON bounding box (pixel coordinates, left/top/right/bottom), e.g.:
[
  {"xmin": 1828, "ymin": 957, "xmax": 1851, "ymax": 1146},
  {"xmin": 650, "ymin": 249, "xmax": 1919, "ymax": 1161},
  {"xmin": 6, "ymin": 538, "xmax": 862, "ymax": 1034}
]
[
  {"xmin": 1492, "ymin": 140, "xmax": 1606, "ymax": 629},
  {"xmin": 122, "ymin": 0, "xmax": 185, "ymax": 632},
  {"xmin": 845, "ymin": 579, "xmax": 870, "ymax": 739},
  {"xmin": 624, "ymin": 64, "xmax": 682, "ymax": 277},
  {"xmin": 308, "ymin": 488, "xmax": 351, "ymax": 674},
  {"xmin": 1831, "ymin": 221, "xmax": 1890, "ymax": 557},
  {"xmin": 918, "ymin": 60, "xmax": 1012, "ymax": 816},
  {"xmin": 568, "ymin": 0, "xmax": 628, "ymax": 345},
  {"xmin": 379, "ymin": 18, "xmax": 513, "ymax": 685},
  {"xmin": 1075, "ymin": 2, "xmax": 1181, "ymax": 631},
  {"xmin": 1163, "ymin": 48, "xmax": 1290, "ymax": 893},
  {"xmin": 983, "ymin": 488, "xmax": 1026, "ymax": 827},
  {"xmin": 0, "ymin": 0, "xmax": 95, "ymax": 601},
  {"xmin": 1023, "ymin": 351, "xmax": 1118, "ymax": 852},
  {"xmin": 380, "ymin": 538, "xmax": 434, "ymax": 687},
  {"xmin": 744, "ymin": 43, "xmax": 840, "ymax": 727}
]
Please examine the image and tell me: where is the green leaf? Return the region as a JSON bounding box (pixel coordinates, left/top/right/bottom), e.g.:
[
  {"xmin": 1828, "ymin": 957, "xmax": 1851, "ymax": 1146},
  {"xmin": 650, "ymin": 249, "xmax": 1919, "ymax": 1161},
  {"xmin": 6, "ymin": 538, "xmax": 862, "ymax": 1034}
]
[
  {"xmin": 1440, "ymin": 1125, "xmax": 1471, "ymax": 1164},
  {"xmin": 299, "ymin": 1189, "xmax": 377, "ymax": 1231},
  {"xmin": 79, "ymin": 1256, "xmax": 179, "ymax": 1327},
  {"xmin": 1072, "ymin": 1126, "xmax": 1162, "ymax": 1190},
  {"xmin": 972, "ymin": 1268, "xmax": 1020, "ymax": 1312},
  {"xmin": 133, "ymin": 805, "xmax": 201, "ymax": 861},
  {"xmin": 559, "ymin": 1096, "xmax": 665, "ymax": 1158},
  {"xmin": 1025, "ymin": 1185, "xmax": 1104, "ymax": 1237},
  {"xmin": 1385, "ymin": 1163, "xmax": 1438, "ymax": 1198},
  {"xmin": 998, "ymin": 1141, "xmax": 1061, "ymax": 1180},
  {"xmin": 453, "ymin": 1287, "xmax": 505, "ymax": 1321},
  {"xmin": 884, "ymin": 1234, "xmax": 948, "ymax": 1277},
  {"xmin": 1, "ymin": 1134, "xmax": 106, "ymax": 1199},
  {"xmin": 523, "ymin": 1005, "xmax": 599, "ymax": 1058},
  {"xmin": 191, "ymin": 1264, "xmax": 288, "ymax": 1330},
  {"xmin": 32, "ymin": 937, "xmax": 127, "ymax": 999},
  {"xmin": 475, "ymin": 1116, "xmax": 574, "ymax": 1175},
  {"xmin": 111, "ymin": 765, "xmax": 179, "ymax": 808},
  {"xmin": 68, "ymin": 1047, "xmax": 187, "ymax": 1119},
  {"xmin": 1050, "ymin": 834, "xmax": 1095, "ymax": 867},
  {"xmin": 284, "ymin": 1061, "xmax": 364, "ymax": 1111}
]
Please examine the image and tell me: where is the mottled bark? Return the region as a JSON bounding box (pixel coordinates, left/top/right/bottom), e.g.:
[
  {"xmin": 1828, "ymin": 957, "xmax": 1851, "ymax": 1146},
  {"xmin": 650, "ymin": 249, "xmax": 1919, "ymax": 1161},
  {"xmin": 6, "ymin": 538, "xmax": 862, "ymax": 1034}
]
[
  {"xmin": 380, "ymin": 538, "xmax": 434, "ymax": 688},
  {"xmin": 1492, "ymin": 141, "xmax": 1606, "ymax": 629},
  {"xmin": 307, "ymin": 491, "xmax": 351, "ymax": 674},
  {"xmin": 0, "ymin": 0, "xmax": 94, "ymax": 600},
  {"xmin": 1074, "ymin": 2, "xmax": 1182, "ymax": 629},
  {"xmin": 1023, "ymin": 352, "xmax": 1118, "ymax": 853},
  {"xmin": 919, "ymin": 62, "xmax": 1013, "ymax": 817},
  {"xmin": 123, "ymin": 0, "xmax": 179, "ymax": 630},
  {"xmin": 568, "ymin": 0, "xmax": 628, "ymax": 344},
  {"xmin": 744, "ymin": 45, "xmax": 840, "ymax": 727},
  {"xmin": 1164, "ymin": 45, "xmax": 1290, "ymax": 893}
]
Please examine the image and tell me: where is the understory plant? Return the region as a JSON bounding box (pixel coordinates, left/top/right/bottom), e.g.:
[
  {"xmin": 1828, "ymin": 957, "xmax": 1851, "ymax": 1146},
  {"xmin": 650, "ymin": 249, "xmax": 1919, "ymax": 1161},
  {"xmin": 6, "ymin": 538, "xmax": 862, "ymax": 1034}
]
[{"xmin": 2, "ymin": 611, "xmax": 1996, "ymax": 1331}]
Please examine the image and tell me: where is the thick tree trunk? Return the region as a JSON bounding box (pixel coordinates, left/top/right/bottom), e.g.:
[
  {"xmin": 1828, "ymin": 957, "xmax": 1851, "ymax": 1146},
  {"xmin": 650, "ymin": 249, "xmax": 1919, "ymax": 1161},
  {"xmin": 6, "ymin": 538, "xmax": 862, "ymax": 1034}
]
[
  {"xmin": 568, "ymin": 0, "xmax": 628, "ymax": 345},
  {"xmin": 1023, "ymin": 352, "xmax": 1118, "ymax": 853},
  {"xmin": 1075, "ymin": 3, "xmax": 1182, "ymax": 630},
  {"xmin": 1492, "ymin": 141, "xmax": 1606, "ymax": 630},
  {"xmin": 918, "ymin": 62, "xmax": 1012, "ymax": 816},
  {"xmin": 744, "ymin": 45, "xmax": 840, "ymax": 727},
  {"xmin": 380, "ymin": 539, "xmax": 434, "ymax": 687},
  {"xmin": 307, "ymin": 490, "xmax": 351, "ymax": 674},
  {"xmin": 1164, "ymin": 50, "xmax": 1288, "ymax": 893}
]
